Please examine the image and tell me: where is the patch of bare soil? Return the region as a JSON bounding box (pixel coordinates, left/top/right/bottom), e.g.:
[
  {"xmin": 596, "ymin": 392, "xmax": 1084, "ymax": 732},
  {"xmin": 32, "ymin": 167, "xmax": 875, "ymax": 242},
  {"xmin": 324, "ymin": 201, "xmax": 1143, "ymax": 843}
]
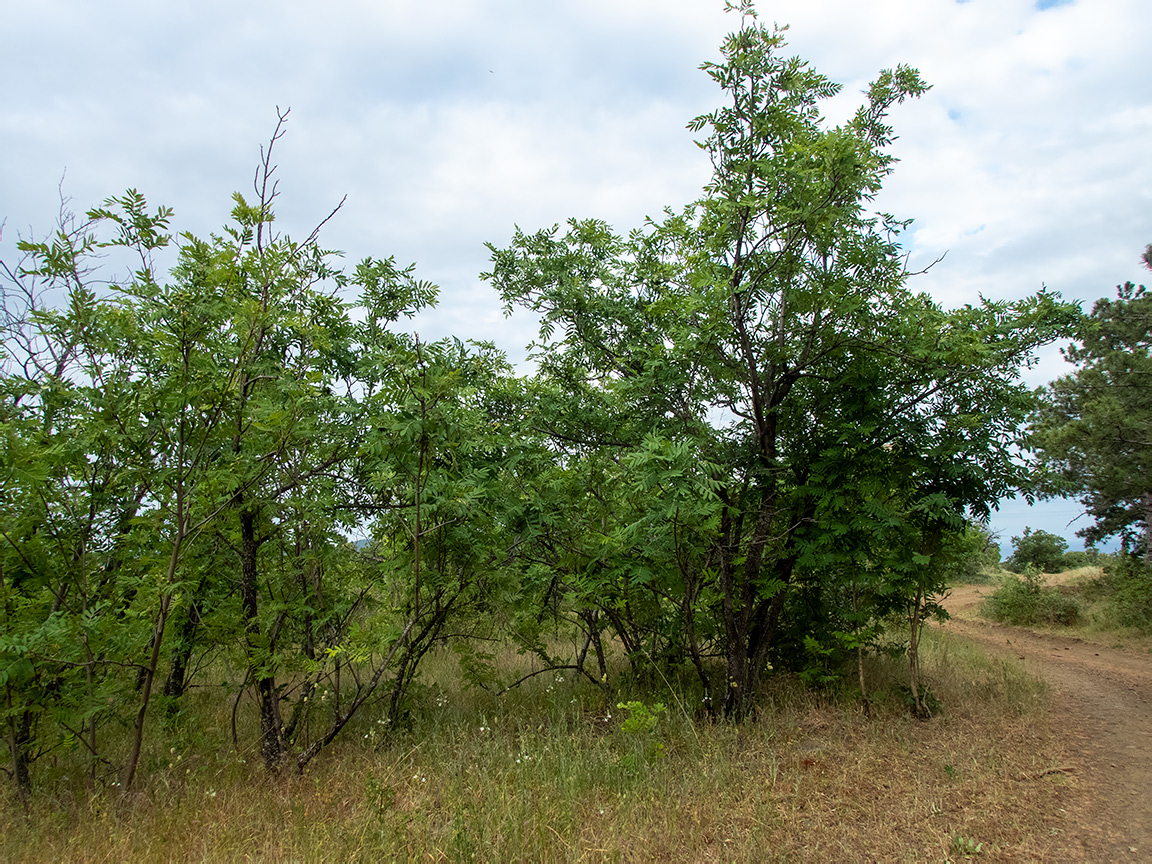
[{"xmin": 942, "ymin": 581, "xmax": 1152, "ymax": 859}]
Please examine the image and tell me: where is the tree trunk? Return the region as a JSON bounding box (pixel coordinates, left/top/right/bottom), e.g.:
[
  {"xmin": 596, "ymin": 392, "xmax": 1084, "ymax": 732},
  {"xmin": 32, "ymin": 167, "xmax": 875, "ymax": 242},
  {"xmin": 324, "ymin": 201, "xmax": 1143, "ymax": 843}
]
[
  {"xmin": 1144, "ymin": 494, "xmax": 1152, "ymax": 568},
  {"xmin": 5, "ymin": 689, "xmax": 33, "ymax": 806},
  {"xmin": 907, "ymin": 585, "xmax": 930, "ymax": 720},
  {"xmin": 84, "ymin": 653, "xmax": 98, "ymax": 786},
  {"xmin": 163, "ymin": 578, "xmax": 206, "ymax": 713},
  {"xmin": 122, "ymin": 536, "xmax": 182, "ymax": 790},
  {"xmin": 720, "ymin": 487, "xmax": 785, "ymax": 719},
  {"xmin": 239, "ymin": 505, "xmax": 281, "ymax": 771},
  {"xmin": 681, "ymin": 575, "xmax": 712, "ymax": 707}
]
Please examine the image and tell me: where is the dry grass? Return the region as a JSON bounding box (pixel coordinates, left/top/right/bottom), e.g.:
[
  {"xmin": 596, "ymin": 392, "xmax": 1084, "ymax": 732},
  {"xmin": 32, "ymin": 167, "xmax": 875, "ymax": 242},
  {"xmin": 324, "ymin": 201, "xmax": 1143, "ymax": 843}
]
[{"xmin": 1, "ymin": 628, "xmax": 1082, "ymax": 862}]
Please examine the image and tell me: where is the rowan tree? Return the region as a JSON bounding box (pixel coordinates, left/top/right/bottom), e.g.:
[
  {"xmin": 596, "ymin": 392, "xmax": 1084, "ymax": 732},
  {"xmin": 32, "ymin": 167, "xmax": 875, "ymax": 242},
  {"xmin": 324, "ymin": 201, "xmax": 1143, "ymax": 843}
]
[{"xmin": 487, "ymin": 10, "xmax": 1078, "ymax": 717}]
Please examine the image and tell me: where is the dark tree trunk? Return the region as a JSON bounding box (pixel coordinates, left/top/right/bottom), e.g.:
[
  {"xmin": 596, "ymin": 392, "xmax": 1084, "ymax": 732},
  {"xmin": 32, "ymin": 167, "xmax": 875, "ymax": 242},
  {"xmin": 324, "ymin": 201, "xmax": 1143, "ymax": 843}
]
[
  {"xmin": 721, "ymin": 487, "xmax": 779, "ymax": 719},
  {"xmin": 163, "ymin": 578, "xmax": 206, "ymax": 712},
  {"xmin": 5, "ymin": 696, "xmax": 33, "ymax": 805},
  {"xmin": 576, "ymin": 608, "xmax": 611, "ymax": 697},
  {"xmin": 240, "ymin": 505, "xmax": 281, "ymax": 771},
  {"xmin": 14, "ymin": 709, "xmax": 33, "ymax": 801},
  {"xmin": 719, "ymin": 480, "xmax": 807, "ymax": 719},
  {"xmin": 1144, "ymin": 494, "xmax": 1152, "ymax": 568}
]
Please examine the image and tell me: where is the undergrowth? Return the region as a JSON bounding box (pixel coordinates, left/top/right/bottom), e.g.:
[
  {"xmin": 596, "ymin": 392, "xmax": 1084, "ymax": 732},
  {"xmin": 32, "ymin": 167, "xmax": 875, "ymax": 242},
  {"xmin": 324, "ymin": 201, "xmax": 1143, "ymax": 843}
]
[
  {"xmin": 1098, "ymin": 556, "xmax": 1152, "ymax": 632},
  {"xmin": 0, "ymin": 630, "xmax": 1077, "ymax": 862}
]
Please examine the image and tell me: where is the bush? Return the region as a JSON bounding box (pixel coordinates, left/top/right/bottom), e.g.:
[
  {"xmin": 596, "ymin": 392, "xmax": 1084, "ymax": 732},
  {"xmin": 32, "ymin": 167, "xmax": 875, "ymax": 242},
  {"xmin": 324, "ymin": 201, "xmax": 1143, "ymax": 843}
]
[
  {"xmin": 1061, "ymin": 550, "xmax": 1090, "ymax": 570},
  {"xmin": 983, "ymin": 570, "xmax": 1081, "ymax": 626},
  {"xmin": 1005, "ymin": 527, "xmax": 1068, "ymax": 574},
  {"xmin": 1103, "ymin": 555, "xmax": 1152, "ymax": 632}
]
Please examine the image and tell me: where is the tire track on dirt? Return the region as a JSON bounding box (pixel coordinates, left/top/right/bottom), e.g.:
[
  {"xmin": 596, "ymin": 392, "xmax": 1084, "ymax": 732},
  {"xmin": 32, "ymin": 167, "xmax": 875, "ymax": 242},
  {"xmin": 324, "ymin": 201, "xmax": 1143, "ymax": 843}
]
[{"xmin": 942, "ymin": 584, "xmax": 1152, "ymax": 859}]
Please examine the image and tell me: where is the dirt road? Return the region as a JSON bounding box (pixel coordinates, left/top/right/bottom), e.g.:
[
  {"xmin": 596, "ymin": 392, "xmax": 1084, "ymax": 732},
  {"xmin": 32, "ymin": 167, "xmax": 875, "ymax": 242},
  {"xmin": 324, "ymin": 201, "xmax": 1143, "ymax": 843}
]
[{"xmin": 942, "ymin": 581, "xmax": 1152, "ymax": 859}]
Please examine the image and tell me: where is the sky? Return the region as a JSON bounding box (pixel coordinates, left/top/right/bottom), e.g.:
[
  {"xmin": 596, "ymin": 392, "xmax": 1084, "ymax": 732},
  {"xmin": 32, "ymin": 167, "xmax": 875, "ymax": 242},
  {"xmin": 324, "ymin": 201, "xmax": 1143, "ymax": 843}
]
[{"xmin": 2, "ymin": 0, "xmax": 1150, "ymax": 555}]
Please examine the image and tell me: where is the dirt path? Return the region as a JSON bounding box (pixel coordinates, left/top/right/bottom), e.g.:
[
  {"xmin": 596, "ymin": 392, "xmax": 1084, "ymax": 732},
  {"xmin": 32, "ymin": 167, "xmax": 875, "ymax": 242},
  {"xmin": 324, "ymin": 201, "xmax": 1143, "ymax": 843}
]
[{"xmin": 941, "ymin": 580, "xmax": 1152, "ymax": 859}]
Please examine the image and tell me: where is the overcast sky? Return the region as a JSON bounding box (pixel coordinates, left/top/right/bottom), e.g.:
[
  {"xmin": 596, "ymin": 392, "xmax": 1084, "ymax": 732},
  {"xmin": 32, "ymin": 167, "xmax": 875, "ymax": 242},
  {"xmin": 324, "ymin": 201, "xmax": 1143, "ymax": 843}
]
[{"xmin": 3, "ymin": 0, "xmax": 1150, "ymax": 553}]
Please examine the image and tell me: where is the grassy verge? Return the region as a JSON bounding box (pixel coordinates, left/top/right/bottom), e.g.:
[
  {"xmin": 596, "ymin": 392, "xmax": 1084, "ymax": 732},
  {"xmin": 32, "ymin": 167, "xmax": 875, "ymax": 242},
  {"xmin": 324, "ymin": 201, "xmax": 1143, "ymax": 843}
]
[{"xmin": 1, "ymin": 629, "xmax": 1078, "ymax": 862}]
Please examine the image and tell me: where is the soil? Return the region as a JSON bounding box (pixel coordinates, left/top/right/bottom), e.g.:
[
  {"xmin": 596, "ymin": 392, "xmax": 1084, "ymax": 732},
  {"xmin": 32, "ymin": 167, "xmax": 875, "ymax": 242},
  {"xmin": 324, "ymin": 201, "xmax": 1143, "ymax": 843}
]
[{"xmin": 942, "ymin": 576, "xmax": 1152, "ymax": 860}]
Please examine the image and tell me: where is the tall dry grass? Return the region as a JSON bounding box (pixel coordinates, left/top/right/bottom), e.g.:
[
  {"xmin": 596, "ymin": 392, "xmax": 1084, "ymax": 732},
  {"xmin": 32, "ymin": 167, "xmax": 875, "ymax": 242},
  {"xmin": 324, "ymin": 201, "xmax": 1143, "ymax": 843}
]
[{"xmin": 1, "ymin": 627, "xmax": 1081, "ymax": 862}]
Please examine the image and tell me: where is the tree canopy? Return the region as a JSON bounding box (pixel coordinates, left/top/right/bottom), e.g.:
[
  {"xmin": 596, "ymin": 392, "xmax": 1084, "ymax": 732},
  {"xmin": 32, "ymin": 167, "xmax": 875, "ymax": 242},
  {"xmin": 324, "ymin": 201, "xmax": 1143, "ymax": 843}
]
[
  {"xmin": 486, "ymin": 17, "xmax": 1077, "ymax": 716},
  {"xmin": 1005, "ymin": 527, "xmax": 1069, "ymax": 573},
  {"xmin": 1032, "ymin": 256, "xmax": 1152, "ymax": 560}
]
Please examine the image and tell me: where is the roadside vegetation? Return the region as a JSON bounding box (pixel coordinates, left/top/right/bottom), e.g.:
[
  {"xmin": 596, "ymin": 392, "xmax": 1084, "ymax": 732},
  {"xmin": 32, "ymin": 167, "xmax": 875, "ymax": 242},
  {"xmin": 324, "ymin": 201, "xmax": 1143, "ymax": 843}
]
[
  {"xmin": 0, "ymin": 629, "xmax": 1074, "ymax": 862},
  {"xmin": 983, "ymin": 569, "xmax": 1084, "ymax": 627},
  {"xmin": 975, "ymin": 527, "xmax": 1152, "ymax": 638},
  {"xmin": 3, "ymin": 5, "xmax": 1078, "ymax": 808}
]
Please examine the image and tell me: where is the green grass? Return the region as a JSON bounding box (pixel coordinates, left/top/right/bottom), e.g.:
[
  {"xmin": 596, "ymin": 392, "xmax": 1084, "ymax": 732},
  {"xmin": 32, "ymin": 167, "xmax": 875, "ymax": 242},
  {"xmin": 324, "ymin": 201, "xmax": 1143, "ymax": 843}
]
[{"xmin": 0, "ymin": 630, "xmax": 1079, "ymax": 862}]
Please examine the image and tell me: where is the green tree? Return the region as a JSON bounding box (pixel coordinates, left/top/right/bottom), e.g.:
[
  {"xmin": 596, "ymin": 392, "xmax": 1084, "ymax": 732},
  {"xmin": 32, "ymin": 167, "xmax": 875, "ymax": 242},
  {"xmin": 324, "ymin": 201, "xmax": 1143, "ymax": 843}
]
[
  {"xmin": 487, "ymin": 11, "xmax": 1078, "ymax": 718},
  {"xmin": 1033, "ymin": 264, "xmax": 1152, "ymax": 562},
  {"xmin": 1005, "ymin": 527, "xmax": 1068, "ymax": 574},
  {"xmin": 151, "ymin": 115, "xmax": 443, "ymax": 775},
  {"xmin": 351, "ymin": 337, "xmax": 519, "ymax": 734},
  {"xmin": 172, "ymin": 141, "xmax": 361, "ymax": 772},
  {"xmin": 1, "ymin": 191, "xmax": 187, "ymax": 797},
  {"xmin": 941, "ymin": 522, "xmax": 1001, "ymax": 583},
  {"xmin": 0, "ymin": 115, "xmax": 452, "ymax": 793}
]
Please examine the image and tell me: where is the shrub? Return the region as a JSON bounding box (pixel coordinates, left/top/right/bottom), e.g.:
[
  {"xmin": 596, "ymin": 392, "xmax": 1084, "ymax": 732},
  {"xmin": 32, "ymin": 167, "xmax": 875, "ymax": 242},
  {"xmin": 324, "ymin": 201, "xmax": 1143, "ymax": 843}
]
[
  {"xmin": 1061, "ymin": 550, "xmax": 1090, "ymax": 570},
  {"xmin": 944, "ymin": 522, "xmax": 1002, "ymax": 584},
  {"xmin": 1103, "ymin": 555, "xmax": 1152, "ymax": 632},
  {"xmin": 983, "ymin": 570, "xmax": 1081, "ymax": 626}
]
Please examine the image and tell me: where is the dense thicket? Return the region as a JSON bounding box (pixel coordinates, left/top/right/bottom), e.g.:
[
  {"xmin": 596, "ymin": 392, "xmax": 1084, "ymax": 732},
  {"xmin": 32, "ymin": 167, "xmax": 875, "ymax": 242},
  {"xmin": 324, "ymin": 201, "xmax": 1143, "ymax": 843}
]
[{"xmin": 2, "ymin": 17, "xmax": 1078, "ymax": 799}]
